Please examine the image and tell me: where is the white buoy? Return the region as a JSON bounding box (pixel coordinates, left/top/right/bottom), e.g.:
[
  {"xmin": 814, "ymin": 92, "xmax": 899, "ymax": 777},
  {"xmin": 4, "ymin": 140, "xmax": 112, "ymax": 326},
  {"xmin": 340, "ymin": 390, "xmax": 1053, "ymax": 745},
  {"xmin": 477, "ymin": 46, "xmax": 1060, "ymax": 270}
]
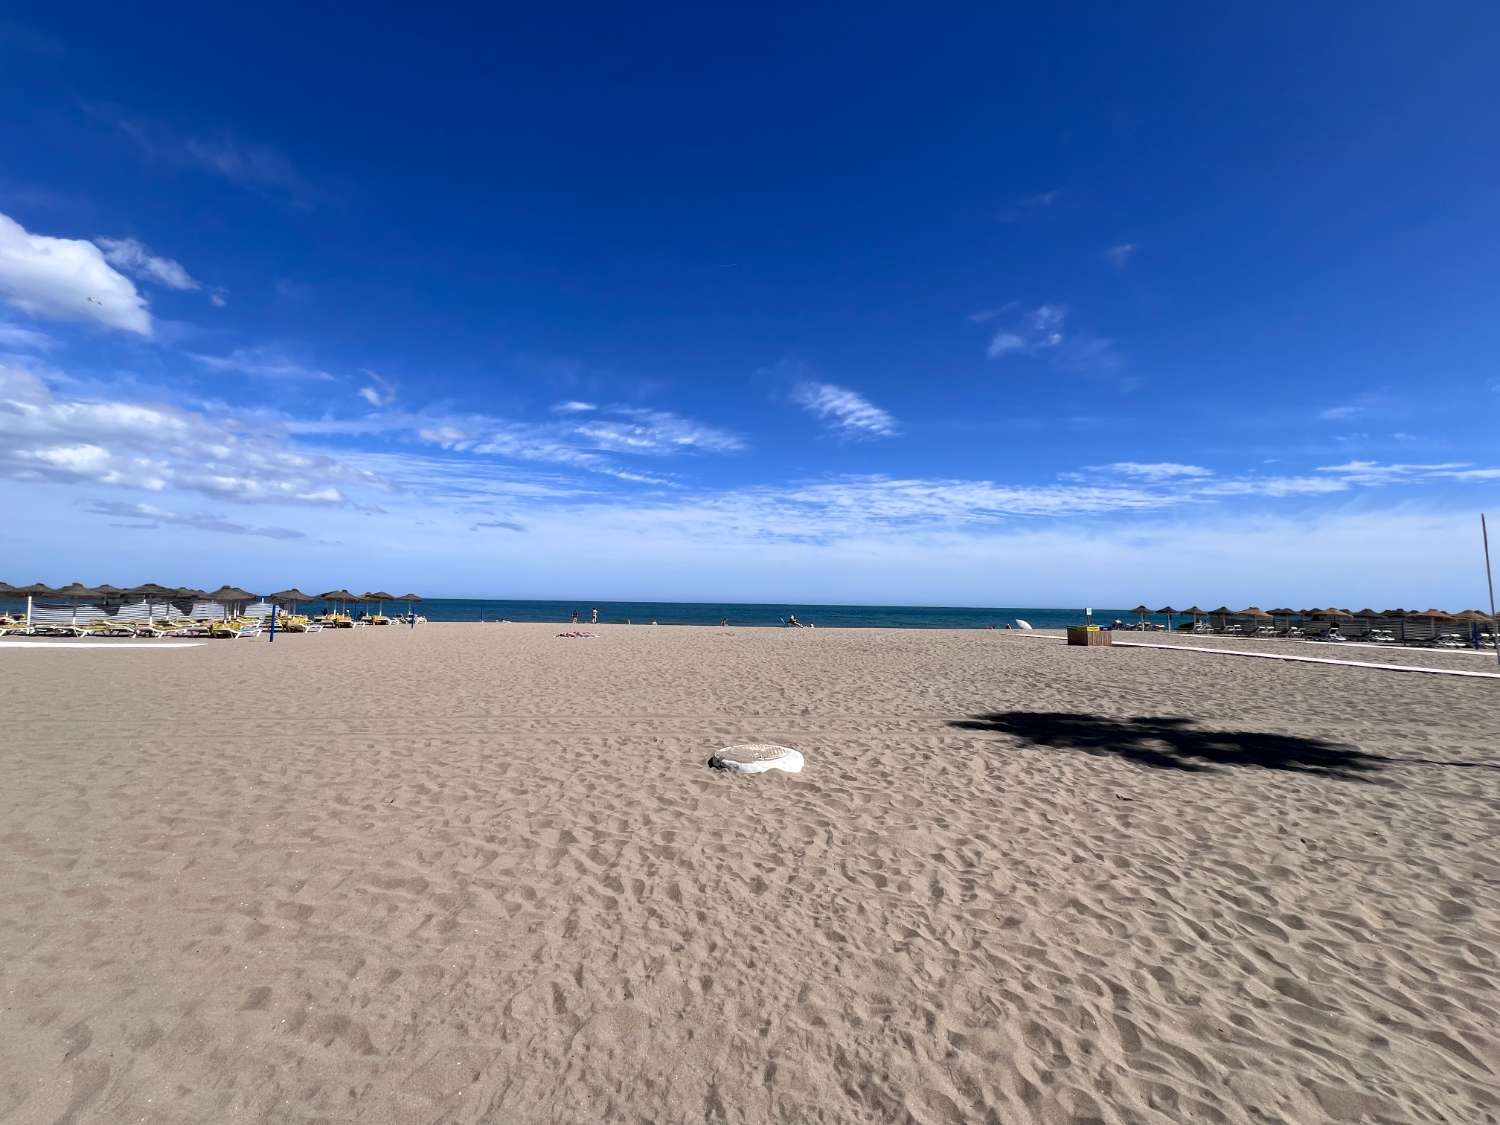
[{"xmin": 709, "ymin": 744, "xmax": 804, "ymax": 774}]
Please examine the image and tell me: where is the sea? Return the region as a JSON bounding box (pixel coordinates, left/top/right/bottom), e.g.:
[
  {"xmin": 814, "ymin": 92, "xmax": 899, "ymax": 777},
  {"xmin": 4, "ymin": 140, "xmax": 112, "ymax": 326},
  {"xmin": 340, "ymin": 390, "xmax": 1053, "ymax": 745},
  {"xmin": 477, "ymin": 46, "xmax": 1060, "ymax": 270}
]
[{"xmin": 2, "ymin": 595, "xmax": 1149, "ymax": 630}]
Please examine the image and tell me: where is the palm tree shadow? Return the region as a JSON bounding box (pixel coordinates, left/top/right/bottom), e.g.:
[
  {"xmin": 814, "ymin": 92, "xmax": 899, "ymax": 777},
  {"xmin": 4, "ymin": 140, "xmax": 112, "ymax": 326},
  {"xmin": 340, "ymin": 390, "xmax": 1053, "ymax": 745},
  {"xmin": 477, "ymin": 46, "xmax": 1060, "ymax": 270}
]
[{"xmin": 949, "ymin": 711, "xmax": 1391, "ymax": 781}]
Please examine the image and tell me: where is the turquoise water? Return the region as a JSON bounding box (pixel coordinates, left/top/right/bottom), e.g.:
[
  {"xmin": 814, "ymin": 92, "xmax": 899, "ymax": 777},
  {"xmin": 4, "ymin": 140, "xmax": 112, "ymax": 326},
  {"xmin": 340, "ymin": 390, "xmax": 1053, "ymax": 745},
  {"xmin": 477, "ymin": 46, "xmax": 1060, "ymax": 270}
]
[{"xmin": 0, "ymin": 595, "xmax": 1146, "ymax": 630}]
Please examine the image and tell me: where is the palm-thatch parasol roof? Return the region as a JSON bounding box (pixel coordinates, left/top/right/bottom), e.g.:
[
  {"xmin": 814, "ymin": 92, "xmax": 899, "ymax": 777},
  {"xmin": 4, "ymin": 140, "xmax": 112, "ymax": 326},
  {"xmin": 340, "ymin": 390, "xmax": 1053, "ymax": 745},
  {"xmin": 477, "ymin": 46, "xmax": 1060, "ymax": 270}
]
[
  {"xmin": 206, "ymin": 585, "xmax": 257, "ymax": 602},
  {"xmin": 1239, "ymin": 606, "xmax": 1271, "ymax": 617},
  {"xmin": 362, "ymin": 591, "xmax": 394, "ymax": 601},
  {"xmin": 1318, "ymin": 608, "xmax": 1354, "ymax": 619},
  {"xmin": 398, "ymin": 593, "xmax": 423, "ymax": 602},
  {"xmin": 320, "ymin": 589, "xmax": 357, "ymax": 601},
  {"xmin": 1209, "ymin": 605, "xmax": 1234, "ymax": 616},
  {"xmin": 93, "ymin": 584, "xmax": 125, "ymax": 596},
  {"xmin": 1452, "ymin": 609, "xmax": 1491, "ymax": 623},
  {"xmin": 11, "ymin": 582, "xmax": 61, "ymax": 597},
  {"xmin": 125, "ymin": 583, "xmax": 180, "ymax": 599},
  {"xmin": 1352, "ymin": 608, "xmax": 1381, "ymax": 617},
  {"xmin": 268, "ymin": 588, "xmax": 313, "ymax": 603},
  {"xmin": 1416, "ymin": 607, "xmax": 1455, "ymax": 621},
  {"xmin": 53, "ymin": 582, "xmax": 104, "ymax": 598},
  {"xmin": 1180, "ymin": 605, "xmax": 1205, "ymax": 616},
  {"xmin": 1154, "ymin": 605, "xmax": 1176, "ymax": 614}
]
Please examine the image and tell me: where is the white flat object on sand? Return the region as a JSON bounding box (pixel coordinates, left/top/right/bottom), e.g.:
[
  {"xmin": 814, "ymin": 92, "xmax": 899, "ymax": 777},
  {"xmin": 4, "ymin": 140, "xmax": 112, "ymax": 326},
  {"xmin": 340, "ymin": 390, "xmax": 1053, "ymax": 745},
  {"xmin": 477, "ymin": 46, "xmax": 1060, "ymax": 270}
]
[{"xmin": 709, "ymin": 743, "xmax": 804, "ymax": 774}]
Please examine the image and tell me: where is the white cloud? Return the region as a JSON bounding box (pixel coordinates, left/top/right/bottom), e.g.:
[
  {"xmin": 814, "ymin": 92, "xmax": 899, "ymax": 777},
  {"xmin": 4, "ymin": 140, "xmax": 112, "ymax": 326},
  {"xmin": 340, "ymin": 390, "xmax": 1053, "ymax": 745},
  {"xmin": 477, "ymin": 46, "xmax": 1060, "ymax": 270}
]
[
  {"xmin": 0, "ymin": 322, "xmax": 53, "ymax": 351},
  {"xmin": 1105, "ymin": 243, "xmax": 1137, "ymax": 270},
  {"xmin": 1314, "ymin": 460, "xmax": 1494, "ymax": 485},
  {"xmin": 977, "ymin": 302, "xmax": 1123, "ymax": 378},
  {"xmin": 570, "ymin": 408, "xmax": 744, "ymax": 456},
  {"xmin": 553, "ymin": 400, "xmax": 597, "ymax": 413},
  {"xmin": 82, "ymin": 499, "xmax": 306, "ymax": 539},
  {"xmin": 0, "ymin": 211, "xmax": 151, "ymax": 335},
  {"xmin": 0, "ymin": 364, "xmax": 380, "ymax": 505},
  {"xmin": 394, "ymin": 402, "xmax": 740, "ymax": 483},
  {"xmin": 209, "ymin": 290, "xmax": 228, "ymax": 308},
  {"xmin": 357, "ymin": 369, "xmax": 396, "ymax": 407},
  {"xmin": 790, "ymin": 382, "xmax": 897, "ymax": 438},
  {"xmin": 1098, "ymin": 462, "xmax": 1212, "ymax": 481},
  {"xmin": 983, "ymin": 304, "xmax": 1065, "ymax": 358},
  {"xmin": 190, "ymin": 347, "xmax": 336, "ymax": 381},
  {"xmin": 95, "ymin": 237, "xmax": 200, "ymax": 291},
  {"xmin": 102, "ymin": 107, "xmax": 317, "ymax": 206},
  {"xmin": 1319, "ymin": 393, "xmax": 1401, "ymax": 421}
]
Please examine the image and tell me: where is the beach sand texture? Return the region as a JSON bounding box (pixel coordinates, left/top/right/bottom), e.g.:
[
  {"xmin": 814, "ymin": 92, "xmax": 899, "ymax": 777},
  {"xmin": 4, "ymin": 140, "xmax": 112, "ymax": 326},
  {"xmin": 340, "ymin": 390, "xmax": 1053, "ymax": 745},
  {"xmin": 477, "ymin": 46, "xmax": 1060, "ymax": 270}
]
[{"xmin": 1, "ymin": 623, "xmax": 1496, "ymax": 1123}]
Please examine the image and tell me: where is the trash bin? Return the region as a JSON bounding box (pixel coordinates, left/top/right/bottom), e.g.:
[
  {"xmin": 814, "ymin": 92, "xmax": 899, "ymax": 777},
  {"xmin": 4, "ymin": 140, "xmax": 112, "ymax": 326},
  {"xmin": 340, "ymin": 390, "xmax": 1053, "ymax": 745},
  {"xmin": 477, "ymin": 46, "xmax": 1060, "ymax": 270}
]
[{"xmin": 1066, "ymin": 625, "xmax": 1112, "ymax": 647}]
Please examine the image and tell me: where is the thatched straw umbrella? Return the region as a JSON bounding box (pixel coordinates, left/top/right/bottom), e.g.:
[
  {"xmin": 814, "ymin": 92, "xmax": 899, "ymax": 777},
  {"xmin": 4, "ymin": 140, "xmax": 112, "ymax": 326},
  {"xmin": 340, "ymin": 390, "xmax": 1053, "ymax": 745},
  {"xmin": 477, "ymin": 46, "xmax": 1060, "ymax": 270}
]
[
  {"xmin": 1266, "ymin": 607, "xmax": 1294, "ymax": 632},
  {"xmin": 1411, "ymin": 607, "xmax": 1455, "ymax": 645},
  {"xmin": 1179, "ymin": 605, "xmax": 1205, "ymax": 631},
  {"xmin": 10, "ymin": 583, "xmax": 62, "ymax": 628},
  {"xmin": 52, "ymin": 582, "xmax": 104, "ymax": 625},
  {"xmin": 1238, "ymin": 606, "xmax": 1271, "ymax": 635},
  {"xmin": 1129, "ymin": 604, "xmax": 1151, "ymax": 629},
  {"xmin": 205, "ymin": 585, "xmax": 256, "ymax": 620},
  {"xmin": 12, "ymin": 582, "xmax": 60, "ymax": 596},
  {"xmin": 1155, "ymin": 605, "xmax": 1177, "ymax": 632},
  {"xmin": 1451, "ymin": 609, "xmax": 1491, "ymax": 647},
  {"xmin": 319, "ymin": 589, "xmax": 357, "ymax": 618},
  {"xmin": 363, "ymin": 591, "xmax": 394, "ymax": 620},
  {"xmin": 1208, "ymin": 605, "xmax": 1234, "ymax": 631},
  {"xmin": 396, "ymin": 593, "xmax": 423, "ymax": 626}
]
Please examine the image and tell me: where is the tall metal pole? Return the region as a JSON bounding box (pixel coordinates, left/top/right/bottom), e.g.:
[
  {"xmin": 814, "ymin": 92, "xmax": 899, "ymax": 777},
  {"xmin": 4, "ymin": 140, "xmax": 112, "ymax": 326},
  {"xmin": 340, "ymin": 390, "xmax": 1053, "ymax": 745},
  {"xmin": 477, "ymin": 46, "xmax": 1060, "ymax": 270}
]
[
  {"xmin": 1483, "ymin": 513, "xmax": 1499, "ymax": 668},
  {"xmin": 269, "ymin": 602, "xmax": 277, "ymax": 642}
]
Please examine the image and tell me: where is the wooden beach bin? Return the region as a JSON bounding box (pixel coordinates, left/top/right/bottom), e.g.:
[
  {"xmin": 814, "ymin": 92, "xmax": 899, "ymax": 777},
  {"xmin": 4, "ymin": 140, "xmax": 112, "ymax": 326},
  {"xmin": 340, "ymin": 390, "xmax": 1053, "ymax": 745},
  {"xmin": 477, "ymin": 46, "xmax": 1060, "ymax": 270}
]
[{"xmin": 1067, "ymin": 625, "xmax": 1112, "ymax": 647}]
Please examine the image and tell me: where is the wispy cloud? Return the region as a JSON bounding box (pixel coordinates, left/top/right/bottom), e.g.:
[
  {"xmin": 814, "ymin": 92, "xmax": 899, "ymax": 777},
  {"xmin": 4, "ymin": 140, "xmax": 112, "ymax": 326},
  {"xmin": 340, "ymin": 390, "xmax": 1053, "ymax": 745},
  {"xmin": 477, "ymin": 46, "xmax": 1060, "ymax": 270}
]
[
  {"xmin": 996, "ymin": 190, "xmax": 1062, "ymax": 223},
  {"xmin": 1315, "ymin": 459, "xmax": 1500, "ymax": 484},
  {"xmin": 976, "ymin": 302, "xmax": 1123, "ymax": 378},
  {"xmin": 981, "ymin": 303, "xmax": 1065, "ymax": 358},
  {"xmin": 357, "ymin": 369, "xmax": 396, "ymax": 407},
  {"xmin": 0, "ymin": 364, "xmax": 379, "ymax": 505},
  {"xmin": 94, "ymin": 237, "xmax": 200, "ymax": 291},
  {"xmin": 552, "ymin": 400, "xmax": 597, "ymax": 413},
  {"xmin": 570, "ymin": 407, "xmax": 744, "ymax": 456},
  {"xmin": 1095, "ymin": 462, "xmax": 1211, "ymax": 482},
  {"xmin": 95, "ymin": 104, "xmax": 319, "ymax": 207},
  {"xmin": 791, "ymin": 381, "xmax": 897, "ymax": 438},
  {"xmin": 471, "ymin": 518, "xmax": 526, "ymax": 532},
  {"xmin": 1105, "ymin": 243, "xmax": 1137, "ymax": 270},
  {"xmin": 397, "ymin": 402, "xmax": 742, "ymax": 483},
  {"xmin": 189, "ymin": 346, "xmax": 337, "ymax": 382},
  {"xmin": 0, "ymin": 210, "xmax": 151, "ymax": 335},
  {"xmin": 0, "ymin": 322, "xmax": 53, "ymax": 351},
  {"xmin": 1319, "ymin": 393, "xmax": 1401, "ymax": 421},
  {"xmin": 81, "ymin": 499, "xmax": 306, "ymax": 539}
]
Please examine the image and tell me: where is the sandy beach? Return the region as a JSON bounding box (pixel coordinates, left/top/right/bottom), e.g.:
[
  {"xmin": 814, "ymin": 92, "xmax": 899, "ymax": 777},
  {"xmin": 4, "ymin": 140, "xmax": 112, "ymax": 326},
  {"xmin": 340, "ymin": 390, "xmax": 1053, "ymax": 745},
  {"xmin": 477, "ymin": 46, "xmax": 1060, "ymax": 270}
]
[{"xmin": 1, "ymin": 623, "xmax": 1496, "ymax": 1124}]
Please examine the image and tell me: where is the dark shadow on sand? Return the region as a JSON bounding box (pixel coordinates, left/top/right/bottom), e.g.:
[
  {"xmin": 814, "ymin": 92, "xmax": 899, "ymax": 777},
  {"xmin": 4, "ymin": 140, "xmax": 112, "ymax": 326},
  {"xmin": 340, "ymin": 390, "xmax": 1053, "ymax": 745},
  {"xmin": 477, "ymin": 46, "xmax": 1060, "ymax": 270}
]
[{"xmin": 947, "ymin": 711, "xmax": 1473, "ymax": 782}]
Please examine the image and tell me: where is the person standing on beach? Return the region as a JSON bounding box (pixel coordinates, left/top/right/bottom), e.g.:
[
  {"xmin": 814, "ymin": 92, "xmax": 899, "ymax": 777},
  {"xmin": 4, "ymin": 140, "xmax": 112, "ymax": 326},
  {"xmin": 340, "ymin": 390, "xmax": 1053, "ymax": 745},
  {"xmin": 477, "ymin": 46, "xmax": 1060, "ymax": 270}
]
[
  {"xmin": 591, "ymin": 608, "xmax": 598, "ymax": 624},
  {"xmin": 570, "ymin": 610, "xmax": 579, "ymax": 624}
]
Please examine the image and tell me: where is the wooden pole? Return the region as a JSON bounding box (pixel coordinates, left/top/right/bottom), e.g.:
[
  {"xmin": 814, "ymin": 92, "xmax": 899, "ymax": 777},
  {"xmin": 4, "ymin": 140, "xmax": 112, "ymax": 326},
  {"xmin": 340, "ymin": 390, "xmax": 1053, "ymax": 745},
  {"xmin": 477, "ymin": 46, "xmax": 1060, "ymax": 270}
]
[{"xmin": 1483, "ymin": 513, "xmax": 1499, "ymax": 668}]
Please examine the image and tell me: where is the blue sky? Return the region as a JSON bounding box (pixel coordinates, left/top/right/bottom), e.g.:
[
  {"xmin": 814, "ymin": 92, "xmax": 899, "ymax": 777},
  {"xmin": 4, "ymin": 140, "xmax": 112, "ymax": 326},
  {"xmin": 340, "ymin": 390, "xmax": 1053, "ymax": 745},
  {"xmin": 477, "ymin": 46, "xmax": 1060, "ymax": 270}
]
[{"xmin": 1, "ymin": 4, "xmax": 1497, "ymax": 605}]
